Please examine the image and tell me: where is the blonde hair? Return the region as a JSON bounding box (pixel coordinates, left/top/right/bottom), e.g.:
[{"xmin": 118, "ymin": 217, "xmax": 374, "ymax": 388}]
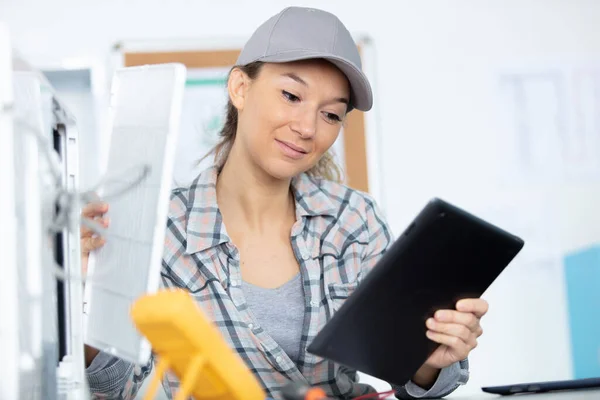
[{"xmin": 203, "ymin": 62, "xmax": 344, "ymax": 183}]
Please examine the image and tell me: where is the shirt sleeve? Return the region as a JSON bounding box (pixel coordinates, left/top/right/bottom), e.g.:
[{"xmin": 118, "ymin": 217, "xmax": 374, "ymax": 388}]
[
  {"xmin": 393, "ymin": 359, "xmax": 470, "ymax": 399},
  {"xmin": 86, "ymin": 350, "xmax": 120, "ymax": 374},
  {"xmin": 86, "ymin": 352, "xmax": 153, "ymax": 400},
  {"xmin": 360, "ymin": 194, "xmax": 394, "ymax": 277}
]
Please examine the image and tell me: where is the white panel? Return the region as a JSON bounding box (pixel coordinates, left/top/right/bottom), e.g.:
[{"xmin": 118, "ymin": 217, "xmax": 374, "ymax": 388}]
[
  {"xmin": 12, "ymin": 72, "xmax": 46, "ymax": 400},
  {"xmin": 84, "ymin": 63, "xmax": 186, "ymax": 365},
  {"xmin": 0, "ymin": 23, "xmax": 19, "ymax": 400}
]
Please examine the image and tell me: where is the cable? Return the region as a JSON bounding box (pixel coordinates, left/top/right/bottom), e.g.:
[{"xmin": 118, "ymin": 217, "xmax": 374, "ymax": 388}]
[
  {"xmin": 81, "ymin": 164, "xmax": 152, "ymax": 202},
  {"xmin": 281, "ymin": 382, "xmax": 396, "ymax": 400},
  {"xmin": 352, "ymin": 389, "xmax": 396, "ymax": 399}
]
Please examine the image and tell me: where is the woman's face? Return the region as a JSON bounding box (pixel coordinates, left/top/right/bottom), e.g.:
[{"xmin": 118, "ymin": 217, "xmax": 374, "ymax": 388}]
[{"xmin": 229, "ymin": 59, "xmax": 350, "ymax": 180}]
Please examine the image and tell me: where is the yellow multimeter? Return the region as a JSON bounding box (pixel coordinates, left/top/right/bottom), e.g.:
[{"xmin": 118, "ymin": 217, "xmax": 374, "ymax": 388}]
[{"xmin": 130, "ymin": 289, "xmax": 266, "ymax": 400}]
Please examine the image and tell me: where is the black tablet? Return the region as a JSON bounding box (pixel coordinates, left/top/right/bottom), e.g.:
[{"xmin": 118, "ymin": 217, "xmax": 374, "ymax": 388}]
[
  {"xmin": 482, "ymin": 377, "xmax": 600, "ymax": 395},
  {"xmin": 307, "ymin": 197, "xmax": 525, "ymax": 386}
]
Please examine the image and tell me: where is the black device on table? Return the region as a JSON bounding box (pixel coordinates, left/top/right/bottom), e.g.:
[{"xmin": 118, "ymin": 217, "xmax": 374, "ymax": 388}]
[
  {"xmin": 482, "ymin": 377, "xmax": 600, "ymax": 395},
  {"xmin": 306, "ymin": 197, "xmax": 525, "ymax": 387}
]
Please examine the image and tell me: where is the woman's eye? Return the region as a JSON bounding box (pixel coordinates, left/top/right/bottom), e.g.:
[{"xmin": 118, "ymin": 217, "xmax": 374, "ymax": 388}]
[
  {"xmin": 282, "ymin": 90, "xmax": 300, "ymax": 102},
  {"xmin": 324, "ymin": 112, "xmax": 342, "ymax": 123}
]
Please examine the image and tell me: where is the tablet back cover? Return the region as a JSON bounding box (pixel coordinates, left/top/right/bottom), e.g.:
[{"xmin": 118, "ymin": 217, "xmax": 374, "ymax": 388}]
[{"xmin": 308, "ymin": 198, "xmax": 524, "ymax": 385}]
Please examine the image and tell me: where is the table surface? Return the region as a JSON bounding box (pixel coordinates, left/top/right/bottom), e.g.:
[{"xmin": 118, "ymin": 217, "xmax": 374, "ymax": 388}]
[{"xmin": 447, "ymin": 388, "xmax": 600, "ymax": 400}]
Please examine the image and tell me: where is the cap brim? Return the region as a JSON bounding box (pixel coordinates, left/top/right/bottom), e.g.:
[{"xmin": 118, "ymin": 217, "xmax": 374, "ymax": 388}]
[{"xmin": 255, "ymin": 50, "xmax": 373, "ymax": 112}]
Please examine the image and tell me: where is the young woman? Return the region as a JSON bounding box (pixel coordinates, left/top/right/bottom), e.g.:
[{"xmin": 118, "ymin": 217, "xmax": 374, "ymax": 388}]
[{"xmin": 82, "ymin": 6, "xmax": 486, "ymax": 399}]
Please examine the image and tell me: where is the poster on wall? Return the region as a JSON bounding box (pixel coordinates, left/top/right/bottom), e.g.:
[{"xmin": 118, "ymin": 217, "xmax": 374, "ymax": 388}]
[{"xmin": 173, "ymin": 67, "xmax": 229, "ymax": 187}]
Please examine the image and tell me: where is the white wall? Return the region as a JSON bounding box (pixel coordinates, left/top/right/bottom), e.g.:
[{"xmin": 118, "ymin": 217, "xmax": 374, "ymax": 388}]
[{"xmin": 3, "ymin": 0, "xmax": 600, "ymax": 397}]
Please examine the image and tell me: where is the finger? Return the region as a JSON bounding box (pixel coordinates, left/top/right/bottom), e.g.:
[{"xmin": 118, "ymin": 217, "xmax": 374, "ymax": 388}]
[
  {"xmin": 81, "ymin": 217, "xmax": 109, "ymax": 238},
  {"xmin": 81, "ymin": 237, "xmax": 94, "ymax": 254},
  {"xmin": 81, "ymin": 236, "xmax": 106, "ymax": 253},
  {"xmin": 426, "ymin": 319, "xmax": 471, "ymax": 342},
  {"xmin": 91, "ymin": 236, "xmax": 106, "ymax": 251},
  {"xmin": 426, "ymin": 331, "xmax": 471, "ymax": 358},
  {"xmin": 81, "ymin": 224, "xmax": 94, "ymax": 238},
  {"xmin": 82, "ymin": 202, "xmax": 109, "ymax": 218},
  {"xmin": 475, "ymin": 325, "xmax": 483, "ymax": 338},
  {"xmin": 434, "ymin": 310, "xmax": 479, "ymax": 332},
  {"xmin": 81, "ymin": 217, "xmax": 100, "ymax": 237},
  {"xmin": 456, "ymin": 298, "xmax": 489, "ymax": 318}
]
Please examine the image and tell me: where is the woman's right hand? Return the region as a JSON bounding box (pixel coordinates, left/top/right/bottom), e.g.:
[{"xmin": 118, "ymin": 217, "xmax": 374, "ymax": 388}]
[{"xmin": 81, "ymin": 201, "xmax": 109, "ymax": 276}]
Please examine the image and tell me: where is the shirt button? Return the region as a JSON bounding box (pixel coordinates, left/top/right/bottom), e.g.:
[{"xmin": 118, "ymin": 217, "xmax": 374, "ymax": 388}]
[
  {"xmin": 310, "ymin": 301, "xmax": 319, "ymax": 307},
  {"xmin": 248, "ymin": 323, "xmax": 254, "ymax": 329},
  {"xmin": 275, "ymin": 356, "xmax": 282, "ymax": 363},
  {"xmin": 301, "ymin": 252, "xmax": 310, "ymax": 260},
  {"xmin": 230, "ymin": 279, "xmax": 238, "ymax": 286}
]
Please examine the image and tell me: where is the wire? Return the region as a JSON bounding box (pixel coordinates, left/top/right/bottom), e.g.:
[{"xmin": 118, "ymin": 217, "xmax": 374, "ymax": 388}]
[
  {"xmin": 281, "ymin": 382, "xmax": 397, "ymax": 400},
  {"xmin": 352, "ymin": 390, "xmax": 397, "ymax": 400},
  {"xmin": 81, "ymin": 164, "xmax": 152, "ymax": 202}
]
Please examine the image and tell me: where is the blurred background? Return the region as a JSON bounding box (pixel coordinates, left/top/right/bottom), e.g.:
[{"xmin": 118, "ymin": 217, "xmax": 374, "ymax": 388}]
[{"xmin": 2, "ymin": 0, "xmax": 599, "ymax": 397}]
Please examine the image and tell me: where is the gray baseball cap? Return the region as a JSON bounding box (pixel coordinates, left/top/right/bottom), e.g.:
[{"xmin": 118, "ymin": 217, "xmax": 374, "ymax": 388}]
[{"xmin": 236, "ymin": 6, "xmax": 373, "ymax": 112}]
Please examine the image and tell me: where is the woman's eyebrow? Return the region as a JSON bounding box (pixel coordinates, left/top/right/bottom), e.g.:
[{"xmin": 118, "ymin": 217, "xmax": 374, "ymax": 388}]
[
  {"xmin": 281, "ymin": 72, "xmax": 349, "ymax": 105},
  {"xmin": 329, "ymin": 97, "xmax": 349, "ymax": 106},
  {"xmin": 281, "ymin": 72, "xmax": 308, "ymax": 86}
]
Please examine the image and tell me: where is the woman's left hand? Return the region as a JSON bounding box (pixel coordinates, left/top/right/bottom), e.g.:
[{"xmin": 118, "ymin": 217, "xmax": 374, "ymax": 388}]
[{"xmin": 423, "ymin": 298, "xmax": 488, "ymax": 369}]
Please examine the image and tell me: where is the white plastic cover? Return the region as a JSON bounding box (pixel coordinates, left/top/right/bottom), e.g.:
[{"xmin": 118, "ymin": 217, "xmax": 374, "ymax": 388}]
[
  {"xmin": 84, "ymin": 63, "xmax": 186, "ymax": 365},
  {"xmin": 12, "ymin": 72, "xmax": 46, "ymax": 400},
  {"xmin": 0, "ymin": 23, "xmax": 19, "ymax": 400}
]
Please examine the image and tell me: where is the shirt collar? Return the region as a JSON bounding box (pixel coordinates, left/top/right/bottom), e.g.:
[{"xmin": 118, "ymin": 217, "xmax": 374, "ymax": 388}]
[
  {"xmin": 185, "ymin": 167, "xmax": 338, "ymax": 254},
  {"xmin": 290, "ymin": 172, "xmax": 338, "ymax": 218}
]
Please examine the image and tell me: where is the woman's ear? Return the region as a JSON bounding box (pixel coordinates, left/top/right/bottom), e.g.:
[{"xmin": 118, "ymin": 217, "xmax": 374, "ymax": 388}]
[{"xmin": 228, "ymin": 68, "xmax": 248, "ymax": 111}]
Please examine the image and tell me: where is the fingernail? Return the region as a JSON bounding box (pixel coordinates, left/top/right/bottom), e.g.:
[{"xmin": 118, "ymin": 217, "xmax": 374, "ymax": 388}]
[
  {"xmin": 426, "ymin": 330, "xmax": 434, "ymax": 338},
  {"xmin": 436, "ymin": 311, "xmax": 448, "ymax": 320},
  {"xmin": 426, "ymin": 318, "xmax": 435, "ymax": 328}
]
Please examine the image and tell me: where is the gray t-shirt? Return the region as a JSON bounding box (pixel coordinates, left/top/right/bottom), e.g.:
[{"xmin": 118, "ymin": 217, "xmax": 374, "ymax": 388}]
[{"xmin": 242, "ymin": 273, "xmax": 305, "ymax": 364}]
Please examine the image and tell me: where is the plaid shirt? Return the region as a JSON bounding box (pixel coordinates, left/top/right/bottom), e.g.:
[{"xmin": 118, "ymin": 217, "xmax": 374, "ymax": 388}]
[{"xmin": 86, "ymin": 166, "xmax": 468, "ymax": 399}]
